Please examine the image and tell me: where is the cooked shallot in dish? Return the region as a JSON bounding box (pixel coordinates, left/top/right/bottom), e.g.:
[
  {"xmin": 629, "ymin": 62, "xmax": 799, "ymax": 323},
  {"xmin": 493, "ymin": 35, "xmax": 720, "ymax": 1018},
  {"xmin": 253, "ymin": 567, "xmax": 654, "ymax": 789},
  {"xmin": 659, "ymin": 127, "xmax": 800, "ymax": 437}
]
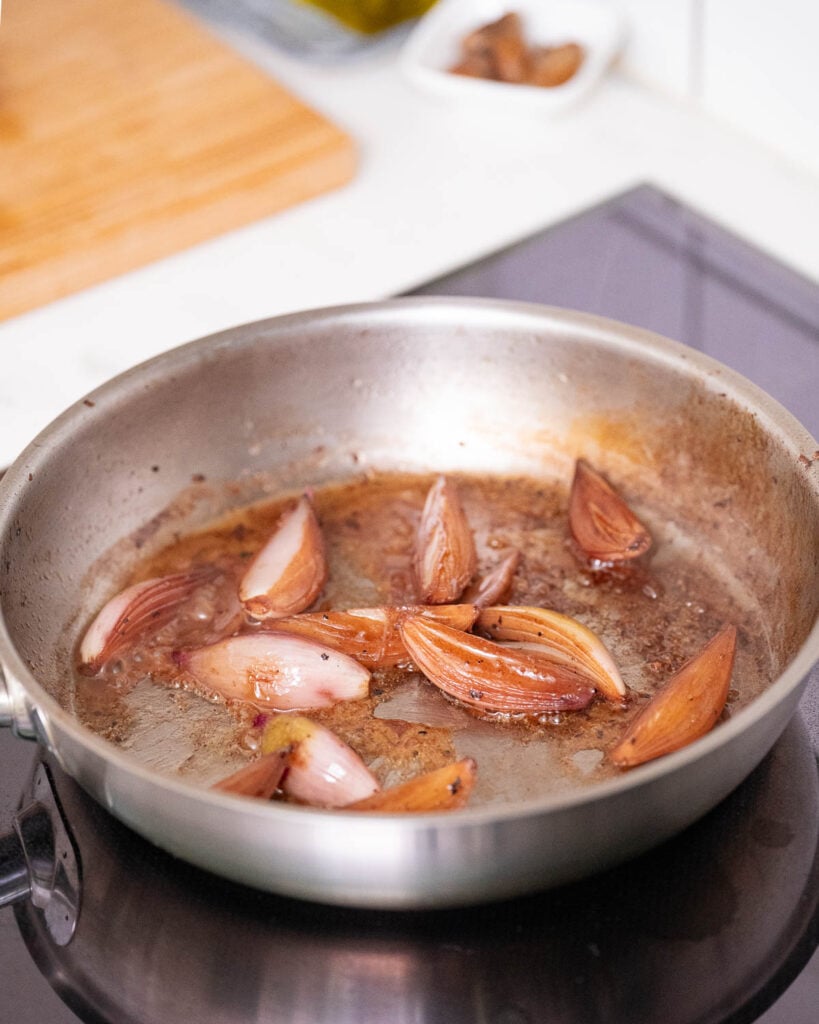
[
  {"xmin": 415, "ymin": 475, "xmax": 477, "ymax": 603},
  {"xmin": 269, "ymin": 603, "xmax": 478, "ymax": 668},
  {"xmin": 400, "ymin": 615, "xmax": 597, "ymax": 716},
  {"xmin": 610, "ymin": 625, "xmax": 737, "ymax": 767},
  {"xmin": 239, "ymin": 494, "xmax": 327, "ymax": 620},
  {"xmin": 261, "ymin": 715, "xmax": 380, "ymax": 808},
  {"xmin": 569, "ymin": 459, "xmax": 652, "ymax": 563},
  {"xmin": 173, "ymin": 633, "xmax": 370, "ymax": 710},
  {"xmin": 450, "ymin": 12, "xmax": 585, "ymax": 88},
  {"xmin": 78, "ymin": 566, "xmax": 216, "ymax": 674}
]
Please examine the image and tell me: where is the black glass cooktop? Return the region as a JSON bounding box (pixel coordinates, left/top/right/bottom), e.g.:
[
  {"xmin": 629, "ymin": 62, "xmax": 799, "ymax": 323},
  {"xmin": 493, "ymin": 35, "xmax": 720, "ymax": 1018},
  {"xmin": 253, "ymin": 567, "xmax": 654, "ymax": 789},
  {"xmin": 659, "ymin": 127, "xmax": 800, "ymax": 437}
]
[{"xmin": 1, "ymin": 184, "xmax": 817, "ymax": 1023}]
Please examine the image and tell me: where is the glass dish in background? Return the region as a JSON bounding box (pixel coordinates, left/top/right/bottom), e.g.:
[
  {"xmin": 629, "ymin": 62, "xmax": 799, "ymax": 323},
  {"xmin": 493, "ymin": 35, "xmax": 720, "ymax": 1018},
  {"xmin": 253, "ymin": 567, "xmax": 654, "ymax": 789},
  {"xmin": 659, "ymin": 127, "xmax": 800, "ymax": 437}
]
[{"xmin": 180, "ymin": 0, "xmax": 437, "ymax": 61}]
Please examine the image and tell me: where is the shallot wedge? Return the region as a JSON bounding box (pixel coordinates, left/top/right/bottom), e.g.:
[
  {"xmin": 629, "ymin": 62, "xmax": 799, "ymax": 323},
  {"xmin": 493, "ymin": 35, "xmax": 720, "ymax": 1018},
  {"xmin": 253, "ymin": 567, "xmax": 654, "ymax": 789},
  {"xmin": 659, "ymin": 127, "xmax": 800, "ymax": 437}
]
[
  {"xmin": 79, "ymin": 566, "xmax": 216, "ymax": 674},
  {"xmin": 461, "ymin": 550, "xmax": 521, "ymax": 608},
  {"xmin": 569, "ymin": 459, "xmax": 652, "ymax": 562},
  {"xmin": 399, "ymin": 616, "xmax": 596, "ymax": 715},
  {"xmin": 239, "ymin": 495, "xmax": 327, "ymax": 620},
  {"xmin": 476, "ymin": 605, "xmax": 626, "ymax": 702},
  {"xmin": 212, "ymin": 749, "xmax": 290, "ymax": 799},
  {"xmin": 173, "ymin": 633, "xmax": 370, "ymax": 710},
  {"xmin": 261, "ymin": 715, "xmax": 380, "ymax": 808},
  {"xmin": 610, "ymin": 625, "xmax": 737, "ymax": 768},
  {"xmin": 268, "ymin": 604, "xmax": 478, "ymax": 668},
  {"xmin": 347, "ymin": 758, "xmax": 477, "ymax": 813},
  {"xmin": 415, "ymin": 476, "xmax": 477, "ymax": 604}
]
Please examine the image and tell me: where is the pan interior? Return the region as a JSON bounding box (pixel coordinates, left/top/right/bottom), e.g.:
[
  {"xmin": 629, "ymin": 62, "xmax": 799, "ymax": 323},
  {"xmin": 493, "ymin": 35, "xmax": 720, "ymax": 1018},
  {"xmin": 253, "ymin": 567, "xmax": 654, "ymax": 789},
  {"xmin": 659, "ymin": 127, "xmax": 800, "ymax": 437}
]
[{"xmin": 67, "ymin": 468, "xmax": 780, "ymax": 806}]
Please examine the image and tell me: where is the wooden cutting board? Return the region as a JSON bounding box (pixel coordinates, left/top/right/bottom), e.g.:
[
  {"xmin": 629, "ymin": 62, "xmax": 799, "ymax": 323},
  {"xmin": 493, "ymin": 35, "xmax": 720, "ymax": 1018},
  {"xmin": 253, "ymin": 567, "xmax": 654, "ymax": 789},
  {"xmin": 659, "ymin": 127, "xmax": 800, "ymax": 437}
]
[{"xmin": 0, "ymin": 0, "xmax": 356, "ymax": 321}]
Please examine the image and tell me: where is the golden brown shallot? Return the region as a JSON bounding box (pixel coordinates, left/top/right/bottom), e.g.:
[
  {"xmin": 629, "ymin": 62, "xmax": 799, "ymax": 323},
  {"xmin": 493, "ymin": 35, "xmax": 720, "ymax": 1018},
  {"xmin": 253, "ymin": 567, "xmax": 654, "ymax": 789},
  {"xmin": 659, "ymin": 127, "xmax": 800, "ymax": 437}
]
[
  {"xmin": 610, "ymin": 625, "xmax": 737, "ymax": 767},
  {"xmin": 569, "ymin": 459, "xmax": 652, "ymax": 563},
  {"xmin": 347, "ymin": 758, "xmax": 477, "ymax": 813},
  {"xmin": 461, "ymin": 550, "xmax": 521, "ymax": 608},
  {"xmin": 450, "ymin": 12, "xmax": 585, "ymax": 88},
  {"xmin": 399, "ymin": 615, "xmax": 596, "ymax": 716},
  {"xmin": 476, "ymin": 605, "xmax": 626, "ymax": 702},
  {"xmin": 78, "ymin": 566, "xmax": 217, "ymax": 674},
  {"xmin": 261, "ymin": 715, "xmax": 380, "ymax": 807},
  {"xmin": 269, "ymin": 603, "xmax": 478, "ymax": 668},
  {"xmin": 415, "ymin": 476, "xmax": 477, "ymax": 604},
  {"xmin": 173, "ymin": 633, "xmax": 370, "ymax": 710},
  {"xmin": 239, "ymin": 495, "xmax": 327, "ymax": 620},
  {"xmin": 212, "ymin": 748, "xmax": 291, "ymax": 799},
  {"xmin": 529, "ymin": 43, "xmax": 585, "ymax": 87}
]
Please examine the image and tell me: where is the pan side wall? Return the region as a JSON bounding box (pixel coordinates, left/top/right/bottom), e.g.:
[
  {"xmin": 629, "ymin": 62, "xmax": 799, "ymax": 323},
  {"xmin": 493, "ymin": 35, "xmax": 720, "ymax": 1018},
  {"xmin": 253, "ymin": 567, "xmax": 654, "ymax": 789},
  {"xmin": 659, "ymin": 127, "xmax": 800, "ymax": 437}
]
[{"xmin": 1, "ymin": 303, "xmax": 816, "ymax": 705}]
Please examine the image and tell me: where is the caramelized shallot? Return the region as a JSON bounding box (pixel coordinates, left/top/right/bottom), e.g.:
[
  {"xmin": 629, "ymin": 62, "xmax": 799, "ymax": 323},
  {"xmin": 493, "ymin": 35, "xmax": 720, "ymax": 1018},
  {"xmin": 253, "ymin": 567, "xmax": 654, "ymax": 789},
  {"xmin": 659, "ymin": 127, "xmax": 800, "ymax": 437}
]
[
  {"xmin": 347, "ymin": 758, "xmax": 477, "ymax": 812},
  {"xmin": 79, "ymin": 566, "xmax": 216, "ymax": 674},
  {"xmin": 610, "ymin": 625, "xmax": 737, "ymax": 767},
  {"xmin": 476, "ymin": 605, "xmax": 626, "ymax": 701},
  {"xmin": 450, "ymin": 13, "xmax": 585, "ymax": 87},
  {"xmin": 461, "ymin": 550, "xmax": 521, "ymax": 608},
  {"xmin": 261, "ymin": 715, "xmax": 380, "ymax": 808},
  {"xmin": 415, "ymin": 476, "xmax": 477, "ymax": 603},
  {"xmin": 269, "ymin": 603, "xmax": 478, "ymax": 668},
  {"xmin": 239, "ymin": 495, "xmax": 327, "ymax": 620},
  {"xmin": 569, "ymin": 459, "xmax": 652, "ymax": 562},
  {"xmin": 173, "ymin": 633, "xmax": 370, "ymax": 710},
  {"xmin": 399, "ymin": 615, "xmax": 596, "ymax": 715},
  {"xmin": 212, "ymin": 748, "xmax": 291, "ymax": 799},
  {"xmin": 529, "ymin": 43, "xmax": 585, "ymax": 87}
]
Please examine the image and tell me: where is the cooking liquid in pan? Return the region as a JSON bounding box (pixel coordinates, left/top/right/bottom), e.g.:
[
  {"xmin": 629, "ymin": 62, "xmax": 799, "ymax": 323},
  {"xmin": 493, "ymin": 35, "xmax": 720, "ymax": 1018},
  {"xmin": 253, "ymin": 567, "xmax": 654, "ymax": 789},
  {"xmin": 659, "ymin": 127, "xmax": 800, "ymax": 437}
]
[{"xmin": 72, "ymin": 472, "xmax": 774, "ymax": 806}]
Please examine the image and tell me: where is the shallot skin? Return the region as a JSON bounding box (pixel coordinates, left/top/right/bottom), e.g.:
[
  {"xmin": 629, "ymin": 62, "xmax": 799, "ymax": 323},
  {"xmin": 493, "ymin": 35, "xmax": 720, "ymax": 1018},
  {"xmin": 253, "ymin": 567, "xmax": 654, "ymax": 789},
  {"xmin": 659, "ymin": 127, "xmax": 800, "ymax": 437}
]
[
  {"xmin": 476, "ymin": 605, "xmax": 626, "ymax": 702},
  {"xmin": 174, "ymin": 633, "xmax": 370, "ymax": 710},
  {"xmin": 212, "ymin": 749, "xmax": 290, "ymax": 800},
  {"xmin": 400, "ymin": 615, "xmax": 597, "ymax": 715},
  {"xmin": 569, "ymin": 459, "xmax": 652, "ymax": 563},
  {"xmin": 269, "ymin": 603, "xmax": 478, "ymax": 668},
  {"xmin": 610, "ymin": 625, "xmax": 737, "ymax": 767},
  {"xmin": 79, "ymin": 566, "xmax": 216, "ymax": 674},
  {"xmin": 347, "ymin": 758, "xmax": 477, "ymax": 813},
  {"xmin": 415, "ymin": 476, "xmax": 477, "ymax": 604},
  {"xmin": 461, "ymin": 550, "xmax": 521, "ymax": 608}
]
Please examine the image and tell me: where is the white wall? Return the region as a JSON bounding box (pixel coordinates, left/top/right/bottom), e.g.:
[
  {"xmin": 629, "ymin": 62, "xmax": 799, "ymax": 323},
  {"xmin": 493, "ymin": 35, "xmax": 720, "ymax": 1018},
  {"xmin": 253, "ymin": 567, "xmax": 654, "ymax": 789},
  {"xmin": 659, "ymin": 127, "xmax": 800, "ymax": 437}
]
[
  {"xmin": 610, "ymin": 0, "xmax": 700, "ymax": 98},
  {"xmin": 610, "ymin": 0, "xmax": 819, "ymax": 176}
]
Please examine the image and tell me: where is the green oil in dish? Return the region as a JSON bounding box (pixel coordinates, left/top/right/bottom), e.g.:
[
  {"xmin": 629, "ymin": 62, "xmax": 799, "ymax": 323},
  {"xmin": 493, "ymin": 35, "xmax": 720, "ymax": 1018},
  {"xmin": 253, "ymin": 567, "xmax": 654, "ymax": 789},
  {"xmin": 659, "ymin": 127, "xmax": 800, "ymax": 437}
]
[{"xmin": 299, "ymin": 0, "xmax": 437, "ymax": 34}]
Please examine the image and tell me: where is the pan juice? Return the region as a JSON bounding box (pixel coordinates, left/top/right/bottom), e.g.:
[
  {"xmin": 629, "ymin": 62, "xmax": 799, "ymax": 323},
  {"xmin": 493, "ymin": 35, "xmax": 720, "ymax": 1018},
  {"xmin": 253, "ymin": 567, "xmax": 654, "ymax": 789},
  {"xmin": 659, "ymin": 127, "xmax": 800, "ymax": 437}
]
[{"xmin": 72, "ymin": 471, "xmax": 773, "ymax": 806}]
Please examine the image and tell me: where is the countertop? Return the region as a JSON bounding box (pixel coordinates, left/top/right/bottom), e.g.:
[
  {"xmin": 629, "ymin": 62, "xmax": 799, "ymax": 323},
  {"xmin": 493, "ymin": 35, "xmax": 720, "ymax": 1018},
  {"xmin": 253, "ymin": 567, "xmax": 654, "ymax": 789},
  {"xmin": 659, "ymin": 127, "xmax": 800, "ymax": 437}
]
[{"xmin": 1, "ymin": 14, "xmax": 818, "ymax": 467}]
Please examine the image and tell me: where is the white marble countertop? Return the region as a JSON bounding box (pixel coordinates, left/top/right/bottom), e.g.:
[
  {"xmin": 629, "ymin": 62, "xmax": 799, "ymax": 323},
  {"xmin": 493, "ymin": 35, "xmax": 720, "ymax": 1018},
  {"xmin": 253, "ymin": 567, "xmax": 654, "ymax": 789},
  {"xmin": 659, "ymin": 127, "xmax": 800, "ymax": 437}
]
[{"xmin": 2, "ymin": 23, "xmax": 818, "ymax": 467}]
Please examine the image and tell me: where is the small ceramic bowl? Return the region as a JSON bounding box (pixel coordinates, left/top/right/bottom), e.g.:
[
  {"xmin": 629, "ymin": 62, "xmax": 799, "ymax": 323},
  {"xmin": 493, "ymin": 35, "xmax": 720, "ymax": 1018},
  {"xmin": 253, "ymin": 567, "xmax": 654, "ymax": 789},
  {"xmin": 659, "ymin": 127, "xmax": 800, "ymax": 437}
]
[{"xmin": 400, "ymin": 0, "xmax": 626, "ymax": 111}]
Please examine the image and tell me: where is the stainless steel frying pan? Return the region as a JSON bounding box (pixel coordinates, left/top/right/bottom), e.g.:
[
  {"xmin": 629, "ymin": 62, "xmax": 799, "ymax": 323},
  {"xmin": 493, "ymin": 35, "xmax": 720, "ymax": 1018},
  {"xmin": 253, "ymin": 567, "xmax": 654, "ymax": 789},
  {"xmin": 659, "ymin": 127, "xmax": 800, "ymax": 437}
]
[{"xmin": 1, "ymin": 299, "xmax": 817, "ymax": 908}]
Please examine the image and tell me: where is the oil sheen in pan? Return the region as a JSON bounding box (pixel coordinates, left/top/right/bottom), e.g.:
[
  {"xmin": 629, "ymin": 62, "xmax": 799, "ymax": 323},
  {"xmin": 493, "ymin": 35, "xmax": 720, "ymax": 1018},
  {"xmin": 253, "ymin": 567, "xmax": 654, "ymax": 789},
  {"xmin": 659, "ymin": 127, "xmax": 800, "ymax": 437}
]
[{"xmin": 71, "ymin": 471, "xmax": 774, "ymax": 807}]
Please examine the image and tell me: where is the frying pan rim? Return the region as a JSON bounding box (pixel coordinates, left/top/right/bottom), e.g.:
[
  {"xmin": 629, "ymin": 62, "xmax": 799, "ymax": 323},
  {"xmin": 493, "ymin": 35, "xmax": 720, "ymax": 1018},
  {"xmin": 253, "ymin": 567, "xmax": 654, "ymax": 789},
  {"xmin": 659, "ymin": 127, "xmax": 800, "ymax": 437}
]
[{"xmin": 0, "ymin": 297, "xmax": 817, "ymax": 830}]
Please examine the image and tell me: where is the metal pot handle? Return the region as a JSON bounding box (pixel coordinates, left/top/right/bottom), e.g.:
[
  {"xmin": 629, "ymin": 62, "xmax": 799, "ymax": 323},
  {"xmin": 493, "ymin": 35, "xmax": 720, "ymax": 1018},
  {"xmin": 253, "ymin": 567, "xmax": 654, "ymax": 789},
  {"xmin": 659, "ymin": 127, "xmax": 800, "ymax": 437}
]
[
  {"xmin": 0, "ymin": 762, "xmax": 80, "ymax": 945},
  {"xmin": 0, "ymin": 665, "xmax": 13, "ymax": 727},
  {"xmin": 0, "ymin": 663, "xmax": 36, "ymax": 738}
]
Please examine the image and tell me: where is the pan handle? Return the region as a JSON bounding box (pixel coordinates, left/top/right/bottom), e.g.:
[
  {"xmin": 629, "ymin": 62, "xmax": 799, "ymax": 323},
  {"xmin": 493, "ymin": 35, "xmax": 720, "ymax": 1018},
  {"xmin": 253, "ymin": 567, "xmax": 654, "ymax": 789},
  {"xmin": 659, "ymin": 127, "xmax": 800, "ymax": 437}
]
[
  {"xmin": 0, "ymin": 763, "xmax": 80, "ymax": 945},
  {"xmin": 0, "ymin": 666, "xmax": 12, "ymax": 727},
  {"xmin": 0, "ymin": 664, "xmax": 36, "ymax": 738}
]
